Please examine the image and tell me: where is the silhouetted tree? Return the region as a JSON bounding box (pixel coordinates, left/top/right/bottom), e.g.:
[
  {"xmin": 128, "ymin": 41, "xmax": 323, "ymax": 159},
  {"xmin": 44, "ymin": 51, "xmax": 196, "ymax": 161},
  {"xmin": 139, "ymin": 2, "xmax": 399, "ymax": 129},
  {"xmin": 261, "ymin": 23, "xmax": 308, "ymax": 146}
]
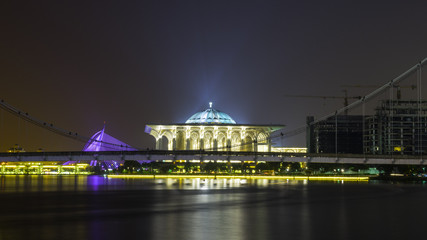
[
  {"xmin": 158, "ymin": 163, "xmax": 176, "ymax": 174},
  {"xmin": 256, "ymin": 163, "xmax": 268, "ymax": 172},
  {"xmin": 203, "ymin": 162, "xmax": 218, "ymax": 173},
  {"xmin": 377, "ymin": 165, "xmax": 394, "ymax": 176},
  {"xmin": 218, "ymin": 163, "xmax": 229, "ymax": 173},
  {"xmin": 120, "ymin": 160, "xmax": 141, "ymax": 173},
  {"xmin": 242, "ymin": 163, "xmax": 251, "ymax": 174},
  {"xmin": 231, "ymin": 163, "xmax": 242, "ymax": 173},
  {"xmin": 288, "ymin": 162, "xmax": 301, "ymax": 172}
]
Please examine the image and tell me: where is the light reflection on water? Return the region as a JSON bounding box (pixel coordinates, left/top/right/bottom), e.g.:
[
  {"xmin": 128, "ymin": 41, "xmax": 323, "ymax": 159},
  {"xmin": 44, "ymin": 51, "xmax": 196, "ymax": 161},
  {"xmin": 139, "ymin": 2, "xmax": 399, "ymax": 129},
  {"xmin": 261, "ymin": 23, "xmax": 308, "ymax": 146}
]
[
  {"xmin": 1, "ymin": 176, "xmax": 427, "ymax": 240},
  {"xmin": 0, "ymin": 175, "xmax": 318, "ymax": 192}
]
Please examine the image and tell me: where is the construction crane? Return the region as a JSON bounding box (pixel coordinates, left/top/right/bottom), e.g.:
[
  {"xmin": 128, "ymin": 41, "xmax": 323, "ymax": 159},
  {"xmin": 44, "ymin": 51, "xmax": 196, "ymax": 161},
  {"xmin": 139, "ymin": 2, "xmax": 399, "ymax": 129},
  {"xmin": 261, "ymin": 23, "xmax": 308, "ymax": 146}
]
[
  {"xmin": 284, "ymin": 90, "xmax": 361, "ymax": 115},
  {"xmin": 341, "ymin": 84, "xmax": 416, "ymax": 100}
]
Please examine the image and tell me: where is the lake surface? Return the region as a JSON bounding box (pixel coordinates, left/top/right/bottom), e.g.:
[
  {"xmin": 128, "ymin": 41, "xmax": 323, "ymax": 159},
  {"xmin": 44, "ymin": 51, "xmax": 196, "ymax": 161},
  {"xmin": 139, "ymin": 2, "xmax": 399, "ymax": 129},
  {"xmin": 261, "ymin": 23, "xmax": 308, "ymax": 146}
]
[{"xmin": 0, "ymin": 175, "xmax": 426, "ymax": 240}]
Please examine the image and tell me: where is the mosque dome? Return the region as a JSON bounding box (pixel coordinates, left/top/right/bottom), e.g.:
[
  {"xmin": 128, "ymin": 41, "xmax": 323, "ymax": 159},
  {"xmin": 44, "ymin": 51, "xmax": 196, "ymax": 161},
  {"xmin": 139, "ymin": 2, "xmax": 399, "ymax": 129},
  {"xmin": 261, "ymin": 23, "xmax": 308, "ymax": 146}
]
[{"xmin": 185, "ymin": 102, "xmax": 237, "ymax": 124}]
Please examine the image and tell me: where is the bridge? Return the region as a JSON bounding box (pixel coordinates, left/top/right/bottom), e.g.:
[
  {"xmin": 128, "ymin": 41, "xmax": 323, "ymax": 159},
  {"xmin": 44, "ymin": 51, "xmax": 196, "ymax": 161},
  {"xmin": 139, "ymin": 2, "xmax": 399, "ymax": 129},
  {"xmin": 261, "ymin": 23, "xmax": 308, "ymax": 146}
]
[
  {"xmin": 1, "ymin": 57, "xmax": 427, "ymax": 169},
  {"xmin": 0, "ymin": 150, "xmax": 425, "ymax": 165}
]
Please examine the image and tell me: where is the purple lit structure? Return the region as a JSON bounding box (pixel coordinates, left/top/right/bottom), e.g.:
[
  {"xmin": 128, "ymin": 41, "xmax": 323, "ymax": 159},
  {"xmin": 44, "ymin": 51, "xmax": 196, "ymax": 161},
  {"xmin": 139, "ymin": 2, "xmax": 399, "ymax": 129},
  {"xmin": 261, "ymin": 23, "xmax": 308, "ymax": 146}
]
[
  {"xmin": 68, "ymin": 125, "xmax": 137, "ymax": 169},
  {"xmin": 83, "ymin": 126, "xmax": 137, "ymax": 152}
]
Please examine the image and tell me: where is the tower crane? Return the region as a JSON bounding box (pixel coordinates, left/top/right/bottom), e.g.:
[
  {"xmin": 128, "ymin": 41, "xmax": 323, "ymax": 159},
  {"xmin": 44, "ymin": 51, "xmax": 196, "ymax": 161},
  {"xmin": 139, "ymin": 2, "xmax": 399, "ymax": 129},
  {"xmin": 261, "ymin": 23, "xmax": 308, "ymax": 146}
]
[
  {"xmin": 341, "ymin": 84, "xmax": 416, "ymax": 100},
  {"xmin": 284, "ymin": 90, "xmax": 361, "ymax": 115}
]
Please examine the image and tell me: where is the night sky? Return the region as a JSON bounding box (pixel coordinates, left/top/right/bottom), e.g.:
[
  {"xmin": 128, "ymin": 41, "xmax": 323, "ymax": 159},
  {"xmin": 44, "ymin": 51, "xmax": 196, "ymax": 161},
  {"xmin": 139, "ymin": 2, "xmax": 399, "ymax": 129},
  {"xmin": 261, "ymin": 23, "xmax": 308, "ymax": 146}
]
[{"xmin": 1, "ymin": 1, "xmax": 427, "ymax": 151}]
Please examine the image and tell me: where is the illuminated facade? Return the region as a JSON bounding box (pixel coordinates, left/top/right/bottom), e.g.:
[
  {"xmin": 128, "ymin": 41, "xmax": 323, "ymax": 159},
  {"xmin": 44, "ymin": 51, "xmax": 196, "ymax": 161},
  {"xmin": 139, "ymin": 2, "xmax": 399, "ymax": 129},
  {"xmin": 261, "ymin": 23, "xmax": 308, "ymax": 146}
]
[{"xmin": 146, "ymin": 103, "xmax": 284, "ymax": 152}]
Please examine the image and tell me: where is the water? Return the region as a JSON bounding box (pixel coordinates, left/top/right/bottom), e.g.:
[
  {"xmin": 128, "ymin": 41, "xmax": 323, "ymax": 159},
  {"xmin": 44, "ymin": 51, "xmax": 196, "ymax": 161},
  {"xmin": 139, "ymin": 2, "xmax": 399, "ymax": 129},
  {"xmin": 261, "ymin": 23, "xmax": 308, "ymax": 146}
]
[{"xmin": 0, "ymin": 175, "xmax": 426, "ymax": 240}]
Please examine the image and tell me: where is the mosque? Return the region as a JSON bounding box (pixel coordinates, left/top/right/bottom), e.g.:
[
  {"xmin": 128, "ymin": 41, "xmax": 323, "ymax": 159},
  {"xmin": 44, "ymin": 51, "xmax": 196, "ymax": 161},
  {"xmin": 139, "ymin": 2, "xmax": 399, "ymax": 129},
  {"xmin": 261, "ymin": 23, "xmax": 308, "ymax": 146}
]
[{"xmin": 145, "ymin": 103, "xmax": 285, "ymax": 152}]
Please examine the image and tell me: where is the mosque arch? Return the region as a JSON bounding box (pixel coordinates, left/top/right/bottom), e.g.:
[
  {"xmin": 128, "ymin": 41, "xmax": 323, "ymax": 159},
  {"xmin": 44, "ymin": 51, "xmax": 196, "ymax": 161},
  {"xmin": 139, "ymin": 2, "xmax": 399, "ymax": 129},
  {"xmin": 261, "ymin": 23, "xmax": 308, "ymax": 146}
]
[
  {"xmin": 231, "ymin": 132, "xmax": 241, "ymax": 151},
  {"xmin": 204, "ymin": 131, "xmax": 213, "ymax": 150},
  {"xmin": 217, "ymin": 132, "xmax": 227, "ymax": 151},
  {"xmin": 160, "ymin": 131, "xmax": 174, "ymax": 150},
  {"xmin": 257, "ymin": 132, "xmax": 269, "ymax": 152},
  {"xmin": 190, "ymin": 132, "xmax": 199, "ymax": 150},
  {"xmin": 242, "ymin": 135, "xmax": 253, "ymax": 152},
  {"xmin": 149, "ymin": 129, "xmax": 160, "ymax": 140},
  {"xmin": 257, "ymin": 132, "xmax": 268, "ymax": 141},
  {"xmin": 160, "ymin": 135, "xmax": 169, "ymax": 150},
  {"xmin": 176, "ymin": 131, "xmax": 186, "ymax": 150}
]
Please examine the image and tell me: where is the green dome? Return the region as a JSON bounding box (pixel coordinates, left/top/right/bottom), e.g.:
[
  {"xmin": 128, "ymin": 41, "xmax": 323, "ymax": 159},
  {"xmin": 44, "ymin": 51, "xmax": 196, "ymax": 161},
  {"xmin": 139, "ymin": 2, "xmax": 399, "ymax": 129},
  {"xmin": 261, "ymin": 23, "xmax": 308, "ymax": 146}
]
[{"xmin": 185, "ymin": 102, "xmax": 236, "ymax": 124}]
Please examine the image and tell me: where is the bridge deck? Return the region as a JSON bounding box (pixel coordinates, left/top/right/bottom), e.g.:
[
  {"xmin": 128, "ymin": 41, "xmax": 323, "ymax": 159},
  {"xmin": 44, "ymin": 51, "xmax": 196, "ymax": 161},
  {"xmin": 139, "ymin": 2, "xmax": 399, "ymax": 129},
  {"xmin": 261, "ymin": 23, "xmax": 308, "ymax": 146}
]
[{"xmin": 0, "ymin": 150, "xmax": 426, "ymax": 165}]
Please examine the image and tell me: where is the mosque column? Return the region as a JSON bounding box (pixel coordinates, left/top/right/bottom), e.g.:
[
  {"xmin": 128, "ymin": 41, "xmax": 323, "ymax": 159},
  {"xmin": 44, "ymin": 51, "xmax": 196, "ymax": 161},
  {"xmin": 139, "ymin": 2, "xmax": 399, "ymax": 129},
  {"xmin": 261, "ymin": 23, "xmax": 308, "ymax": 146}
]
[
  {"xmin": 156, "ymin": 137, "xmax": 163, "ymax": 150},
  {"xmin": 185, "ymin": 127, "xmax": 191, "ymax": 150},
  {"xmin": 176, "ymin": 130, "xmax": 183, "ymax": 150},
  {"xmin": 226, "ymin": 139, "xmax": 232, "ymax": 151},
  {"xmin": 199, "ymin": 127, "xmax": 204, "ymax": 150},
  {"xmin": 186, "ymin": 139, "xmax": 190, "ymax": 150},
  {"xmin": 213, "ymin": 127, "xmax": 218, "ymax": 151},
  {"xmin": 213, "ymin": 139, "xmax": 218, "ymax": 151},
  {"xmin": 199, "ymin": 139, "xmax": 204, "ymax": 150},
  {"xmin": 254, "ymin": 138, "xmax": 258, "ymax": 152},
  {"xmin": 268, "ymin": 138, "xmax": 272, "ymax": 152},
  {"xmin": 172, "ymin": 138, "xmax": 176, "ymax": 150}
]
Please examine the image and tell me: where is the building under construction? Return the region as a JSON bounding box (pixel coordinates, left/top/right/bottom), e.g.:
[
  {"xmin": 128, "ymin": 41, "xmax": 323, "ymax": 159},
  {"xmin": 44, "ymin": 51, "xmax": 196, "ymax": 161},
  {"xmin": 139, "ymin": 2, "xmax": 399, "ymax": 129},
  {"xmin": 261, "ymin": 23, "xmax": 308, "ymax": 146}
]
[
  {"xmin": 307, "ymin": 100, "xmax": 427, "ymax": 155},
  {"xmin": 364, "ymin": 100, "xmax": 427, "ymax": 155},
  {"xmin": 306, "ymin": 115, "xmax": 364, "ymax": 154}
]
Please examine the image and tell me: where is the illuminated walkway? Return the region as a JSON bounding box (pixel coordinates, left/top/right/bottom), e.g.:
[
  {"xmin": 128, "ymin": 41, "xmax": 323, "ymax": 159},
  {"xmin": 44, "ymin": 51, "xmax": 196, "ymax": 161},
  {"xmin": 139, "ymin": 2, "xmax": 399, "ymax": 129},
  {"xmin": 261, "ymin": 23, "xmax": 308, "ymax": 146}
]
[{"xmin": 0, "ymin": 162, "xmax": 90, "ymax": 175}]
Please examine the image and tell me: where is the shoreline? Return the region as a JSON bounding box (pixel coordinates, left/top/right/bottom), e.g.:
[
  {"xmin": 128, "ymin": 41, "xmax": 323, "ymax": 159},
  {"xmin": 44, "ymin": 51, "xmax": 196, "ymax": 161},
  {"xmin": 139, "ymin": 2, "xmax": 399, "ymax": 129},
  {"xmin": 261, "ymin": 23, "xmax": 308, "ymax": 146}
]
[{"xmin": 107, "ymin": 174, "xmax": 370, "ymax": 181}]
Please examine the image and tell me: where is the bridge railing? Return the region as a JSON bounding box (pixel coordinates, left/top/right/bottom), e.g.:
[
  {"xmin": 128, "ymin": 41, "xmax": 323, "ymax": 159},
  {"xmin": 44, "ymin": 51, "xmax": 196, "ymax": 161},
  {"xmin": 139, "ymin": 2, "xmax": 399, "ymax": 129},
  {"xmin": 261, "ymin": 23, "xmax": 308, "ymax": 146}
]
[{"xmin": 0, "ymin": 150, "xmax": 425, "ymax": 161}]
